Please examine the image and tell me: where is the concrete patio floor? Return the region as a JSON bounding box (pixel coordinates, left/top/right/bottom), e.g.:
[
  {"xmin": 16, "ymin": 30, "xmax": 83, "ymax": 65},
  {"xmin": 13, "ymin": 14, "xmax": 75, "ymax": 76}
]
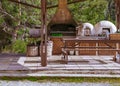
[{"xmin": 0, "ymin": 53, "xmax": 120, "ymax": 77}]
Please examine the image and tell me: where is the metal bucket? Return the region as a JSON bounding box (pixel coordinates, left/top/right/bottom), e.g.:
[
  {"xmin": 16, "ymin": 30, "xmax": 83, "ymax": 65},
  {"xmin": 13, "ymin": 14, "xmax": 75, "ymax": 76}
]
[
  {"xmin": 47, "ymin": 41, "xmax": 53, "ymax": 57},
  {"xmin": 116, "ymin": 53, "xmax": 120, "ymax": 63},
  {"xmin": 27, "ymin": 45, "xmax": 38, "ymax": 57},
  {"xmin": 39, "ymin": 41, "xmax": 53, "ymax": 57}
]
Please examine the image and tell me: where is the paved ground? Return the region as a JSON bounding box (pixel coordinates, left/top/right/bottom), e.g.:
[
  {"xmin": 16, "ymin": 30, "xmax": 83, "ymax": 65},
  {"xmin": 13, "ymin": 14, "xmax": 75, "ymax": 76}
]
[
  {"xmin": 0, "ymin": 81, "xmax": 119, "ymax": 86},
  {"xmin": 0, "ymin": 53, "xmax": 120, "ymax": 77}
]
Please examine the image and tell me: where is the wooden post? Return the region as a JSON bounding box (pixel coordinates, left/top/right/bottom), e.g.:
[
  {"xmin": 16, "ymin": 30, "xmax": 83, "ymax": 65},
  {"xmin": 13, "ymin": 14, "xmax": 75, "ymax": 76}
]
[
  {"xmin": 115, "ymin": 0, "xmax": 120, "ymax": 30},
  {"xmin": 41, "ymin": 0, "xmax": 47, "ymax": 66},
  {"xmin": 96, "ymin": 43, "xmax": 98, "ymax": 56}
]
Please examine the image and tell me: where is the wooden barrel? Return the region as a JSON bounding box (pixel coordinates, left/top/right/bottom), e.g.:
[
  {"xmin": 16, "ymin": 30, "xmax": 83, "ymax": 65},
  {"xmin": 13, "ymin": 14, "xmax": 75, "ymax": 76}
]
[{"xmin": 27, "ymin": 45, "xmax": 38, "ymax": 57}]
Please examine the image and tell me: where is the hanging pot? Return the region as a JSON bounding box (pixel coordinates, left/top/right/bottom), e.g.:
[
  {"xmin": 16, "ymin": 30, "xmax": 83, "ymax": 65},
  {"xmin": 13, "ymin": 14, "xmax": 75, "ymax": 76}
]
[{"xmin": 29, "ymin": 29, "xmax": 41, "ymax": 37}]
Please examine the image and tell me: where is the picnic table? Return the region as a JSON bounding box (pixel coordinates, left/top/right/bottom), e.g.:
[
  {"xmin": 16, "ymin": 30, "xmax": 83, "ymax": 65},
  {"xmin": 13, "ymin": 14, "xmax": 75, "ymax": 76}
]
[{"xmin": 61, "ymin": 36, "xmax": 120, "ymax": 64}]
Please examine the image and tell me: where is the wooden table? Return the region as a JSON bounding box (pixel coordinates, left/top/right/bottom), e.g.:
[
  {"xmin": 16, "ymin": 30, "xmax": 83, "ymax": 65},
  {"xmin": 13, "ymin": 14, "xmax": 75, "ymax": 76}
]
[{"xmin": 61, "ymin": 37, "xmax": 120, "ymax": 64}]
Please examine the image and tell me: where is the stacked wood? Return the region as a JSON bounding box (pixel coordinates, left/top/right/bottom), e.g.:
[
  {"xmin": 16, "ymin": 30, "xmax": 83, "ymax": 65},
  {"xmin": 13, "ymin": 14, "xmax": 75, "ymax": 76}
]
[
  {"xmin": 79, "ymin": 43, "xmax": 96, "ymax": 55},
  {"xmin": 109, "ymin": 33, "xmax": 120, "ymax": 40},
  {"xmin": 98, "ymin": 43, "xmax": 116, "ymax": 55},
  {"xmin": 50, "ymin": 37, "xmax": 63, "ymax": 55},
  {"xmin": 50, "ymin": 37, "xmax": 75, "ymax": 55}
]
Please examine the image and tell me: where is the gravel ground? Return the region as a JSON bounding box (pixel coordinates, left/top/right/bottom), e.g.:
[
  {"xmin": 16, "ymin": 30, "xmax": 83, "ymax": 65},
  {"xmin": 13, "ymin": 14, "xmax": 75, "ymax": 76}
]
[{"xmin": 0, "ymin": 81, "xmax": 119, "ymax": 86}]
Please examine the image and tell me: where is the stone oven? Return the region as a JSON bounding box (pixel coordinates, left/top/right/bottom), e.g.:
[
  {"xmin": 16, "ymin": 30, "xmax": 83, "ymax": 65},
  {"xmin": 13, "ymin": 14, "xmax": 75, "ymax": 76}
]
[{"xmin": 48, "ymin": 0, "xmax": 77, "ymax": 37}]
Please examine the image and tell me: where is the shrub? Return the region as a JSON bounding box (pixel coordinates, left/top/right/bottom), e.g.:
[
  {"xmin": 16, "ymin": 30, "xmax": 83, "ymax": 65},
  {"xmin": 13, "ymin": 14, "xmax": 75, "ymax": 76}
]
[{"xmin": 12, "ymin": 40, "xmax": 27, "ymax": 53}]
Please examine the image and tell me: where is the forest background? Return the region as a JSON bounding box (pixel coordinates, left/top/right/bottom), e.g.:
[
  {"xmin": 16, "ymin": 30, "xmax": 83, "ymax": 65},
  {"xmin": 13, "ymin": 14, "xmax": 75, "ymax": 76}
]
[{"xmin": 0, "ymin": 0, "xmax": 116, "ymax": 53}]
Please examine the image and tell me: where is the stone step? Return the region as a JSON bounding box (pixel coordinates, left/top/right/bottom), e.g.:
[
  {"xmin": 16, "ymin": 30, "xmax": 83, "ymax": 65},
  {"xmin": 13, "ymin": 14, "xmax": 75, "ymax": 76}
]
[
  {"xmin": 0, "ymin": 68, "xmax": 120, "ymax": 75},
  {"xmin": 0, "ymin": 71, "xmax": 120, "ymax": 76}
]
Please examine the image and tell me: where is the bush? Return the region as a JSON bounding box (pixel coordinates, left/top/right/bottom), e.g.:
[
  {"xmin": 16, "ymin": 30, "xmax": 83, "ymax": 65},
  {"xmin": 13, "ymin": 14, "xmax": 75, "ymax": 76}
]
[{"xmin": 12, "ymin": 40, "xmax": 27, "ymax": 53}]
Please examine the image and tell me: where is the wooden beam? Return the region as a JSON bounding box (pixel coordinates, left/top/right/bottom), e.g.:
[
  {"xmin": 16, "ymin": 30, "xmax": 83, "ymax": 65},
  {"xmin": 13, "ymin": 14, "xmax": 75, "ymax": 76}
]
[
  {"xmin": 47, "ymin": 0, "xmax": 86, "ymax": 9},
  {"xmin": 41, "ymin": 0, "xmax": 47, "ymax": 67},
  {"xmin": 8, "ymin": 0, "xmax": 86, "ymax": 9},
  {"xmin": 115, "ymin": 0, "xmax": 120, "ymax": 30}
]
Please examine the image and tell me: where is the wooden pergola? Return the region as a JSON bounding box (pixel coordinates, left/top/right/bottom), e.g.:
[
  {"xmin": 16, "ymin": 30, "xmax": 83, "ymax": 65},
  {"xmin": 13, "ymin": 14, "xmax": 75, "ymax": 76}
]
[
  {"xmin": 8, "ymin": 0, "xmax": 120, "ymax": 66},
  {"xmin": 40, "ymin": 0, "xmax": 120, "ymax": 66}
]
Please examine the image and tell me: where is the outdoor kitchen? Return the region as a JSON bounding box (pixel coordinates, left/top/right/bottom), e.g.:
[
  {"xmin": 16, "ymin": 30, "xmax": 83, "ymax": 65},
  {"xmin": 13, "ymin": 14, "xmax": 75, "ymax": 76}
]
[
  {"xmin": 46, "ymin": 0, "xmax": 120, "ymax": 58},
  {"xmin": 1, "ymin": 0, "xmax": 120, "ymax": 78}
]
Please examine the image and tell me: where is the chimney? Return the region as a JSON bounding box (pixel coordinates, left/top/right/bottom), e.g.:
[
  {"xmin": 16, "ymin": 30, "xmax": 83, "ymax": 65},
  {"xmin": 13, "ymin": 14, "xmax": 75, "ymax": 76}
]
[{"xmin": 48, "ymin": 0, "xmax": 77, "ymax": 37}]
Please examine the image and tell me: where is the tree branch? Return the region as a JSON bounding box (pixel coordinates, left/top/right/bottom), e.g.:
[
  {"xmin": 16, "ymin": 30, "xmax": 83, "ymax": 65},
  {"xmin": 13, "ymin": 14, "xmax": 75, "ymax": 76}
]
[
  {"xmin": 0, "ymin": 8, "xmax": 16, "ymax": 20},
  {"xmin": 8, "ymin": 0, "xmax": 86, "ymax": 9},
  {"xmin": 8, "ymin": 0, "xmax": 41, "ymax": 9}
]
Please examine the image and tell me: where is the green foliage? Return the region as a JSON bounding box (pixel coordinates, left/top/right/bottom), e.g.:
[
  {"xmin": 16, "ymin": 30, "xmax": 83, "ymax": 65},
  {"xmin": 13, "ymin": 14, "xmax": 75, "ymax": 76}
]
[
  {"xmin": 0, "ymin": 0, "xmax": 116, "ymax": 53},
  {"xmin": 0, "ymin": 76, "xmax": 120, "ymax": 84},
  {"xmin": 12, "ymin": 40, "xmax": 27, "ymax": 53},
  {"xmin": 1, "ymin": 0, "xmax": 115, "ymax": 27},
  {"xmin": 27, "ymin": 38, "xmax": 41, "ymax": 46},
  {"xmin": 1, "ymin": 0, "xmax": 41, "ymax": 27},
  {"xmin": 0, "ymin": 17, "xmax": 4, "ymax": 25},
  {"xmin": 69, "ymin": 0, "xmax": 109, "ymax": 24},
  {"xmin": 1, "ymin": 0, "xmax": 20, "ymax": 27},
  {"xmin": 2, "ymin": 0, "xmax": 19, "ymax": 15},
  {"xmin": 20, "ymin": 5, "xmax": 41, "ymax": 25}
]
